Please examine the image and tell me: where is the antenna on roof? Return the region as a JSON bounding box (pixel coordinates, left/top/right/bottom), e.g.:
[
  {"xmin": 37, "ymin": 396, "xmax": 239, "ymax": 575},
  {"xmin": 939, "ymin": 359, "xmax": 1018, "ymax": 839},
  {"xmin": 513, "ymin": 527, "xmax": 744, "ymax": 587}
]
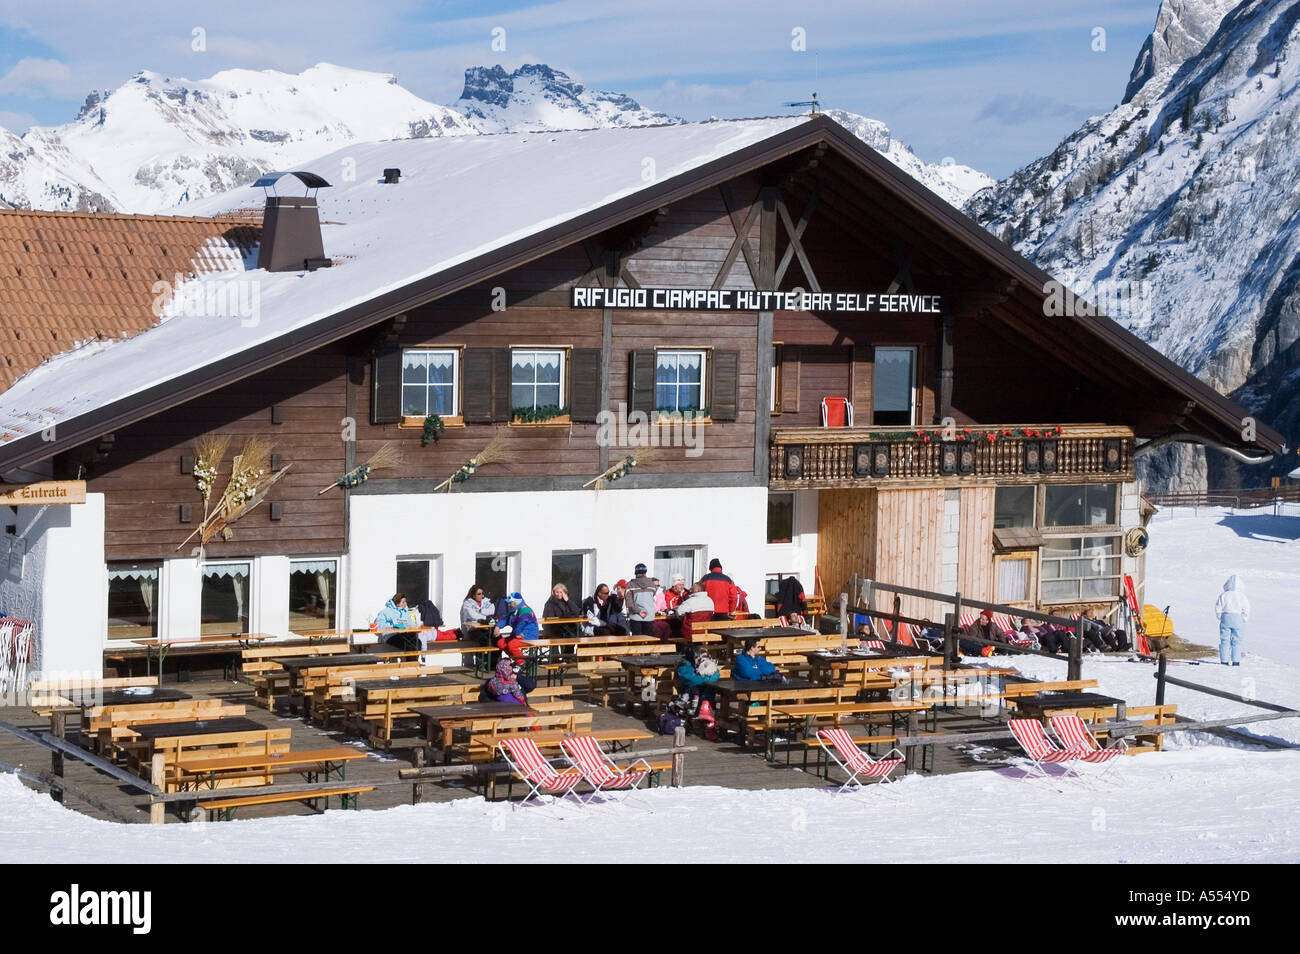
[{"xmin": 783, "ymin": 92, "xmax": 820, "ymax": 115}]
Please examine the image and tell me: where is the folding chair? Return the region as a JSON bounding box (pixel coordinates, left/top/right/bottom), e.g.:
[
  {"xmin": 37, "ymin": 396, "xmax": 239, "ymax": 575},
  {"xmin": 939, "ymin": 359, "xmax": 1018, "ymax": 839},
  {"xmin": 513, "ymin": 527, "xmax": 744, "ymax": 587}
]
[
  {"xmin": 560, "ymin": 734, "xmax": 653, "ymax": 804},
  {"xmin": 1006, "ymin": 718, "xmax": 1081, "ymax": 781},
  {"xmin": 863, "ymin": 639, "xmax": 886, "ymax": 651},
  {"xmin": 816, "ymin": 728, "xmax": 904, "ymax": 793},
  {"xmin": 820, "ymin": 396, "xmax": 853, "ymax": 427},
  {"xmin": 1049, "ymin": 714, "xmax": 1127, "ymax": 780},
  {"xmin": 497, "ymin": 737, "xmax": 583, "ymax": 808}
]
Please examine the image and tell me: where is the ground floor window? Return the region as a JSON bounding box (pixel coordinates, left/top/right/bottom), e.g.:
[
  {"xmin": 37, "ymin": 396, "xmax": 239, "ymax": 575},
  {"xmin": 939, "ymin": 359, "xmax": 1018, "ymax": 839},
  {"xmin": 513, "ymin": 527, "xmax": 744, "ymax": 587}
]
[
  {"xmin": 396, "ymin": 555, "xmax": 443, "ymax": 612},
  {"xmin": 106, "ymin": 562, "xmax": 160, "ymax": 640},
  {"xmin": 474, "ymin": 551, "xmax": 519, "ymax": 603},
  {"xmin": 995, "ymin": 551, "xmax": 1037, "ymax": 605},
  {"xmin": 654, "ymin": 547, "xmax": 699, "ymax": 587},
  {"xmin": 1040, "ymin": 536, "xmax": 1121, "ymax": 602},
  {"xmin": 201, "ymin": 562, "xmax": 250, "ymax": 635},
  {"xmin": 767, "ymin": 493, "xmax": 794, "ymax": 543},
  {"xmin": 289, "ymin": 559, "xmax": 337, "ymax": 634},
  {"xmin": 551, "ymin": 550, "xmax": 590, "ymax": 600}
]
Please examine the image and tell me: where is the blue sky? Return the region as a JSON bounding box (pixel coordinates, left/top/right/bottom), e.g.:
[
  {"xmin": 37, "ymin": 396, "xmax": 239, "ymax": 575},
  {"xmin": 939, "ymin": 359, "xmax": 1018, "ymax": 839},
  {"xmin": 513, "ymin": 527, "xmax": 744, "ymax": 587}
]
[{"xmin": 0, "ymin": 1, "xmax": 1161, "ymax": 177}]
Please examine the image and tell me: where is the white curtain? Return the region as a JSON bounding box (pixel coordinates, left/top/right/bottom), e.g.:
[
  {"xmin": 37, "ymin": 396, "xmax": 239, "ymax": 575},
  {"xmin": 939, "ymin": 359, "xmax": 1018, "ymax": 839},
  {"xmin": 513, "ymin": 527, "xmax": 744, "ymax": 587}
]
[
  {"xmin": 315, "ymin": 571, "xmax": 332, "ymax": 615},
  {"xmin": 232, "ymin": 573, "xmax": 247, "ymax": 626},
  {"xmin": 139, "ymin": 577, "xmax": 156, "ymax": 623},
  {"xmin": 998, "ymin": 558, "xmax": 1030, "ymax": 603},
  {"xmin": 654, "ymin": 550, "xmax": 696, "ymax": 586}
]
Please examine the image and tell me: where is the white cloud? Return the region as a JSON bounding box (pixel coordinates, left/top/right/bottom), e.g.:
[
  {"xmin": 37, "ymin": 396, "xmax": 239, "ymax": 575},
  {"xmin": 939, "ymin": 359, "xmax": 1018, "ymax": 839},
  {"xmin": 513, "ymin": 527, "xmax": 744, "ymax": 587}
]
[
  {"xmin": 0, "ymin": 110, "xmax": 39, "ymax": 133},
  {"xmin": 0, "ymin": 58, "xmax": 83, "ymax": 98}
]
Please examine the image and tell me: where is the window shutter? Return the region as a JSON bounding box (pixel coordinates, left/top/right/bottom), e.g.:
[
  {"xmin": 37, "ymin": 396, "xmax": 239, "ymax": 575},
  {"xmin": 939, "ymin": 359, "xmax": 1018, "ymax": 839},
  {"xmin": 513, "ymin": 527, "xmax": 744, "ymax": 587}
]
[
  {"xmin": 371, "ymin": 346, "xmax": 402, "ymax": 424},
  {"xmin": 780, "ymin": 345, "xmax": 800, "ymax": 413},
  {"xmin": 710, "ymin": 350, "xmax": 740, "ymax": 421},
  {"xmin": 569, "ymin": 349, "xmax": 602, "ymax": 422},
  {"xmin": 493, "ymin": 349, "xmax": 512, "ymax": 422},
  {"xmin": 462, "ymin": 348, "xmax": 496, "ymax": 423},
  {"xmin": 628, "ymin": 350, "xmax": 655, "ymax": 415}
]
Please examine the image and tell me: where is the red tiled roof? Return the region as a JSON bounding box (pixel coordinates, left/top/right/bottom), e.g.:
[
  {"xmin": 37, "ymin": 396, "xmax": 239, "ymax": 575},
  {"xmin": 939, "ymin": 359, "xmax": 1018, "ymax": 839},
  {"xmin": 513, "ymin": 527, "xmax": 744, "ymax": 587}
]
[{"xmin": 0, "ymin": 210, "xmax": 260, "ymax": 389}]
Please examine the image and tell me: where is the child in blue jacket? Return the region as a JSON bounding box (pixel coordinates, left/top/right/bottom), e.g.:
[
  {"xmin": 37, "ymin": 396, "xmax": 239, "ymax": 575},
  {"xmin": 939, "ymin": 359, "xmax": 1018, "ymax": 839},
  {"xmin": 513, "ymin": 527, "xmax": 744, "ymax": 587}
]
[{"xmin": 734, "ymin": 638, "xmax": 785, "ymax": 682}]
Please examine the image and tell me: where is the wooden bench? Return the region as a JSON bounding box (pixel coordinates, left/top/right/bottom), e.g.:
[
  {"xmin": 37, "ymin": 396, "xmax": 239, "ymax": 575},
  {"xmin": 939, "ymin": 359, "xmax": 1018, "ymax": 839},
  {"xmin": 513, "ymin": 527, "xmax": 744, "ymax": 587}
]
[
  {"xmin": 451, "ymin": 711, "xmax": 595, "ymax": 762},
  {"xmin": 1001, "ymin": 679, "xmax": 1100, "ymax": 698},
  {"xmin": 241, "ymin": 642, "xmax": 351, "ymax": 708},
  {"xmin": 91, "ymin": 699, "xmax": 247, "ymax": 754},
  {"xmin": 200, "ymin": 785, "xmax": 374, "ymax": 820},
  {"xmin": 1070, "ymin": 703, "xmax": 1178, "ymax": 754},
  {"xmin": 467, "ymin": 727, "xmax": 652, "ymax": 761},
  {"xmin": 304, "ymin": 662, "xmax": 446, "ymax": 722},
  {"xmin": 173, "ymin": 746, "xmax": 367, "ymax": 791}
]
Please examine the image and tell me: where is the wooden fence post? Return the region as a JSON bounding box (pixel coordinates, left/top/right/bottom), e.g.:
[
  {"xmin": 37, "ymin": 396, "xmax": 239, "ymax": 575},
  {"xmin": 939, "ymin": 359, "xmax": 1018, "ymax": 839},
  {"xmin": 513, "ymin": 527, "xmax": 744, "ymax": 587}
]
[
  {"xmin": 412, "ymin": 746, "xmax": 425, "ymax": 805},
  {"xmin": 943, "ymin": 612, "xmax": 957, "ymax": 671},
  {"xmin": 49, "ymin": 710, "xmax": 65, "ymax": 805},
  {"xmin": 1155, "ymin": 653, "xmax": 1167, "ymax": 706},
  {"xmin": 671, "ymin": 725, "xmax": 686, "ymax": 787},
  {"xmin": 149, "ymin": 754, "xmax": 166, "ymax": 824},
  {"xmin": 1068, "ymin": 630, "xmax": 1083, "ymax": 682},
  {"xmin": 838, "ymin": 592, "xmax": 849, "ymax": 652}
]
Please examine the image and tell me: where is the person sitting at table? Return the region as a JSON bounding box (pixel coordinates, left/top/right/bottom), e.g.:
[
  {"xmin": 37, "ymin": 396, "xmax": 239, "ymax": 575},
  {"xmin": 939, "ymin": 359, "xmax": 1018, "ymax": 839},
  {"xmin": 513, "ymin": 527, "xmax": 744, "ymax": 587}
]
[
  {"xmin": 677, "ymin": 646, "xmax": 720, "ymax": 739},
  {"xmin": 625, "ymin": 563, "xmax": 658, "ymax": 636},
  {"xmin": 375, "ymin": 593, "xmax": 420, "ymax": 648},
  {"xmin": 657, "ymin": 574, "xmax": 688, "ymax": 613},
  {"xmin": 609, "ymin": 580, "xmax": 632, "ymax": 634},
  {"xmin": 460, "ymin": 584, "xmax": 496, "ymax": 643},
  {"xmin": 481, "ymin": 656, "xmax": 529, "ymax": 705},
  {"xmin": 734, "ymin": 638, "xmax": 787, "ymax": 683},
  {"xmin": 582, "ymin": 583, "xmax": 621, "ymax": 636},
  {"xmin": 495, "ymin": 592, "xmax": 540, "ymax": 642},
  {"xmin": 543, "ymin": 583, "xmax": 582, "ymax": 638},
  {"xmin": 495, "ymin": 625, "xmax": 538, "ymax": 693},
  {"xmin": 672, "ymin": 583, "xmax": 719, "ymax": 641}
]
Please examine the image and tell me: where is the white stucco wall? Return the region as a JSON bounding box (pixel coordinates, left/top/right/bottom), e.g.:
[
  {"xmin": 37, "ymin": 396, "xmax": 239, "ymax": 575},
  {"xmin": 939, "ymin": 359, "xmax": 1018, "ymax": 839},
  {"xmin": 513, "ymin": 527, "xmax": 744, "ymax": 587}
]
[
  {"xmin": 347, "ymin": 485, "xmax": 769, "ymax": 627},
  {"xmin": 764, "ymin": 489, "xmax": 819, "ymax": 593},
  {"xmin": 0, "ymin": 494, "xmax": 106, "ymax": 679}
]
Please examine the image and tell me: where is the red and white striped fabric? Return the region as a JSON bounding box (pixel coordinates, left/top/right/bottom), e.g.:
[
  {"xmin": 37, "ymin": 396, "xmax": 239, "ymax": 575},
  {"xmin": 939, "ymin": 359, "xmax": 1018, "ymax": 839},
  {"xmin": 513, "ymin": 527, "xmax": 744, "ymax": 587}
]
[
  {"xmin": 1007, "ymin": 719, "xmax": 1080, "ymax": 780},
  {"xmin": 498, "ymin": 738, "xmax": 582, "ymax": 797},
  {"xmin": 817, "ymin": 728, "xmax": 903, "ymax": 791},
  {"xmin": 1049, "ymin": 714, "xmax": 1126, "ymax": 763},
  {"xmin": 560, "ymin": 735, "xmax": 650, "ymax": 800},
  {"xmin": 863, "ymin": 640, "xmax": 886, "ymax": 651}
]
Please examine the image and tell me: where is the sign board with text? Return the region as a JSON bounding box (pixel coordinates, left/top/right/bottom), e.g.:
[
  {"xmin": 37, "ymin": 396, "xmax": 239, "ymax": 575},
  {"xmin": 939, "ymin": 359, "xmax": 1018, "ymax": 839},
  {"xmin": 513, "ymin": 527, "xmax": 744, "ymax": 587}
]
[
  {"xmin": 0, "ymin": 480, "xmax": 87, "ymax": 506},
  {"xmin": 571, "ymin": 286, "xmax": 944, "ymax": 314}
]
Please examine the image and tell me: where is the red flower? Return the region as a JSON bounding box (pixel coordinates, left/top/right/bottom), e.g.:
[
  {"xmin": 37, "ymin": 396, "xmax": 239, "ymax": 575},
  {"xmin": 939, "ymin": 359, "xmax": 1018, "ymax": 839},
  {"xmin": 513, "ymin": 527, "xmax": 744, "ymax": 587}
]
[
  {"xmin": 915, "ymin": 430, "xmax": 925, "ymax": 436},
  {"xmin": 986, "ymin": 433, "xmax": 996, "ymax": 442},
  {"xmin": 1001, "ymin": 429, "xmax": 1012, "ymax": 436},
  {"xmin": 922, "ymin": 435, "xmax": 931, "ymax": 443}
]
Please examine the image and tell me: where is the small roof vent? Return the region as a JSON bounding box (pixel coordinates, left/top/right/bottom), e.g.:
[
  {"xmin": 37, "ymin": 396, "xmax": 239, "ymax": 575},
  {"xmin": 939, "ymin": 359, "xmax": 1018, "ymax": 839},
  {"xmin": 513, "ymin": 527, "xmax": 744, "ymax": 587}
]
[{"xmin": 382, "ymin": 168, "xmax": 401, "ymax": 184}]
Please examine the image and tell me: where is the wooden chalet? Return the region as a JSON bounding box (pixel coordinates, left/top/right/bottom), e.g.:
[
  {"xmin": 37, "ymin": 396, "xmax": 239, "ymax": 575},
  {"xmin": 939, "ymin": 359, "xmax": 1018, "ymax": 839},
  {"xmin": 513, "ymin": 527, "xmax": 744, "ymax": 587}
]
[{"xmin": 0, "ymin": 115, "xmax": 1282, "ymax": 675}]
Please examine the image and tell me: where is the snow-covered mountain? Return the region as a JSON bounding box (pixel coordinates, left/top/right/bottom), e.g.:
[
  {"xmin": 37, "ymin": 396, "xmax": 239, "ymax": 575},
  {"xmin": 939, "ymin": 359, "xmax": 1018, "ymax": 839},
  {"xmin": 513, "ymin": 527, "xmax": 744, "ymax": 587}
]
[
  {"xmin": 0, "ymin": 62, "xmax": 989, "ymax": 215},
  {"xmin": 455, "ymin": 63, "xmax": 674, "ymax": 132},
  {"xmin": 966, "ymin": 0, "xmax": 1300, "ymax": 491}
]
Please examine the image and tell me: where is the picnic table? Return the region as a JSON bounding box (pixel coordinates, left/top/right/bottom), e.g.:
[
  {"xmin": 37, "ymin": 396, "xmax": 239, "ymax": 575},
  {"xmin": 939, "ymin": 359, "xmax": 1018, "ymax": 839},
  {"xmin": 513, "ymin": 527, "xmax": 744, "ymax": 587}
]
[
  {"xmin": 128, "ymin": 716, "xmax": 267, "ymax": 741},
  {"xmin": 172, "ymin": 746, "xmax": 368, "ymax": 791},
  {"xmin": 411, "ymin": 702, "xmax": 541, "ymax": 763},
  {"xmin": 133, "ymin": 633, "xmax": 277, "ymax": 679},
  {"xmin": 1012, "ymin": 691, "xmax": 1127, "ymax": 721},
  {"xmin": 78, "ymin": 687, "xmax": 192, "ymax": 708},
  {"xmin": 721, "ymin": 626, "xmax": 817, "ymax": 643}
]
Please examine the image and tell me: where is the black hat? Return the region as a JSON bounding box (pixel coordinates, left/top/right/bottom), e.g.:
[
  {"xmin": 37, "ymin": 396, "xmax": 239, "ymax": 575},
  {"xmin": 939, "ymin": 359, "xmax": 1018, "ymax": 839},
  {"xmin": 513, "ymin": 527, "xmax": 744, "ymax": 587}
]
[{"xmin": 709, "ymin": 558, "xmax": 722, "ymax": 570}]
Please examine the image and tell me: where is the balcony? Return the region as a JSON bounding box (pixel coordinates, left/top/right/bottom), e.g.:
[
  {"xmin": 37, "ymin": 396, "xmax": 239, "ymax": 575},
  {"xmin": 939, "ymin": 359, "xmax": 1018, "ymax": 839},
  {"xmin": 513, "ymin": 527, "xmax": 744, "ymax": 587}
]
[{"xmin": 769, "ymin": 423, "xmax": 1134, "ymax": 489}]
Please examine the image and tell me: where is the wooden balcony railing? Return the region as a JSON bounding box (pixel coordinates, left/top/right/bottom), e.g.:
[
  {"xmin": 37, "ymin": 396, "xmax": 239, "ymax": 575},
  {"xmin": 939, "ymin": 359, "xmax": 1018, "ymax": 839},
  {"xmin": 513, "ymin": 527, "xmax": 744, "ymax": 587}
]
[{"xmin": 769, "ymin": 423, "xmax": 1134, "ymax": 489}]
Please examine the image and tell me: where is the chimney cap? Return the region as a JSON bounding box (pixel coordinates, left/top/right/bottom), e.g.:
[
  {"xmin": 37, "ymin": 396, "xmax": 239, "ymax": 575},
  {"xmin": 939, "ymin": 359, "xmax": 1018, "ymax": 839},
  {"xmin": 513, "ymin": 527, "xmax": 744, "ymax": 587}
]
[
  {"xmin": 383, "ymin": 168, "xmax": 401, "ymax": 183},
  {"xmin": 251, "ymin": 170, "xmax": 332, "ymax": 196}
]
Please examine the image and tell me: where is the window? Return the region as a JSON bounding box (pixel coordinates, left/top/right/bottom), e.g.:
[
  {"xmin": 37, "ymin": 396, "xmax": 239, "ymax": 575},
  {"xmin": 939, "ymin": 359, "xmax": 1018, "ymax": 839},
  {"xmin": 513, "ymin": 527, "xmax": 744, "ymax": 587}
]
[
  {"xmin": 1040, "ymin": 536, "xmax": 1121, "ymax": 602},
  {"xmin": 551, "ymin": 551, "xmax": 590, "ymax": 601},
  {"xmin": 767, "ymin": 493, "xmax": 794, "ymax": 544},
  {"xmin": 1044, "ymin": 483, "xmax": 1117, "ymax": 527},
  {"xmin": 402, "ymin": 349, "xmax": 458, "ymax": 417},
  {"xmin": 107, "ymin": 562, "xmax": 160, "ymax": 640},
  {"xmin": 201, "ymin": 562, "xmax": 251, "ymax": 635},
  {"xmin": 289, "ymin": 559, "xmax": 337, "ymax": 634},
  {"xmin": 654, "ymin": 547, "xmax": 699, "ymax": 587},
  {"xmin": 396, "ymin": 556, "xmax": 443, "ymax": 611},
  {"xmin": 996, "ymin": 555, "xmax": 1033, "ymax": 604},
  {"xmin": 511, "ymin": 349, "xmax": 564, "ymax": 412},
  {"xmin": 872, "ymin": 346, "xmax": 916, "ymax": 426},
  {"xmin": 474, "ymin": 551, "xmax": 519, "ymax": 603},
  {"xmin": 994, "ymin": 486, "xmax": 1036, "ymax": 528},
  {"xmin": 655, "ymin": 350, "xmax": 706, "ymax": 413}
]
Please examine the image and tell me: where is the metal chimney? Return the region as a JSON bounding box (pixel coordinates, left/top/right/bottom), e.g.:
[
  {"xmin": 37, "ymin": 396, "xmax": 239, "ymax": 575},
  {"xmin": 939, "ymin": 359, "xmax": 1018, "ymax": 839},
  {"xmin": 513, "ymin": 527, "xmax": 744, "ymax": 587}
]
[{"xmin": 251, "ymin": 171, "xmax": 333, "ymax": 272}]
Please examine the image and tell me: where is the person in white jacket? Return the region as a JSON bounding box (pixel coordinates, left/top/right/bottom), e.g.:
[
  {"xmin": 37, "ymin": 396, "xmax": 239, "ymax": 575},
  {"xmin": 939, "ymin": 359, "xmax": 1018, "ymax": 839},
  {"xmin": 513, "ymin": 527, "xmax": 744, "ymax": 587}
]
[{"xmin": 1214, "ymin": 575, "xmax": 1251, "ymax": 666}]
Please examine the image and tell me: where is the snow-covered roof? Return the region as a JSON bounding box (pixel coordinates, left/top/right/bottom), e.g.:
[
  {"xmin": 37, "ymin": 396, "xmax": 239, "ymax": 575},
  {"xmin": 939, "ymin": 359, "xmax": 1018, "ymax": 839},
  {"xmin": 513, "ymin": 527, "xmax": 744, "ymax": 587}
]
[{"xmin": 0, "ymin": 117, "xmax": 808, "ymax": 456}]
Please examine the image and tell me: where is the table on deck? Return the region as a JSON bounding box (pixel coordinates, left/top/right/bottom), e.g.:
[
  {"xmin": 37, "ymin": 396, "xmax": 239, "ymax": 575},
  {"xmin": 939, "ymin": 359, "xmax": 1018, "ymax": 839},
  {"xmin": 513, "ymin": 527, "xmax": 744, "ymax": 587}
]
[
  {"xmin": 78, "ymin": 687, "xmax": 192, "ymax": 708},
  {"xmin": 410, "ymin": 702, "xmax": 541, "ymax": 763},
  {"xmin": 132, "ymin": 634, "xmax": 277, "ymax": 680},
  {"xmin": 721, "ymin": 627, "xmax": 819, "ymax": 644},
  {"xmin": 1012, "ymin": 691, "xmax": 1127, "ymax": 721}
]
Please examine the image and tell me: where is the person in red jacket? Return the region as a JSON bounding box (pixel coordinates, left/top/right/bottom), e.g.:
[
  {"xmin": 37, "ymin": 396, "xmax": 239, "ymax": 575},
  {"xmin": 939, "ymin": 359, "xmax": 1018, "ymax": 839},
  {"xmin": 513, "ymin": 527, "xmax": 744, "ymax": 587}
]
[{"xmin": 699, "ymin": 558, "xmax": 739, "ymax": 618}]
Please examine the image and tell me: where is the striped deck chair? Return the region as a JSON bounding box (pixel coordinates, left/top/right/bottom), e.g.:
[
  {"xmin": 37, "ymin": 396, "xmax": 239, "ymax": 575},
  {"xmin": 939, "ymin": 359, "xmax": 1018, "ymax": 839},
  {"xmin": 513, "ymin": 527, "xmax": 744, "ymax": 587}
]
[
  {"xmin": 1007, "ymin": 719, "xmax": 1080, "ymax": 780},
  {"xmin": 498, "ymin": 737, "xmax": 583, "ymax": 808},
  {"xmin": 560, "ymin": 735, "xmax": 653, "ymax": 803},
  {"xmin": 993, "ymin": 613, "xmax": 1037, "ymax": 649},
  {"xmin": 863, "ymin": 639, "xmax": 886, "ymax": 651},
  {"xmin": 1050, "ymin": 714, "xmax": 1127, "ymax": 779},
  {"xmin": 816, "ymin": 728, "xmax": 904, "ymax": 793}
]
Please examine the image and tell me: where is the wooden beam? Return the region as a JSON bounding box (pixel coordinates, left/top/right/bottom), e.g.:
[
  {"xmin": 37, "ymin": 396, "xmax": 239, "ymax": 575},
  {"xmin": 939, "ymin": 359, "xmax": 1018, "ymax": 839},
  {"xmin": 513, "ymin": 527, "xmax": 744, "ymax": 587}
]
[
  {"xmin": 759, "ymin": 186, "xmax": 778, "ymax": 291},
  {"xmin": 775, "ymin": 193, "xmax": 821, "ymax": 292},
  {"xmin": 714, "ymin": 184, "xmax": 762, "ymax": 289}
]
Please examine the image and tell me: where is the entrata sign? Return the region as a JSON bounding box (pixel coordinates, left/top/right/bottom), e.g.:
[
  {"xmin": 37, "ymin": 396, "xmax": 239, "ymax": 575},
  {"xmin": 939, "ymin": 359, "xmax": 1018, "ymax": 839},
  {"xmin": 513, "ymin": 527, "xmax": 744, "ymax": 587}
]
[
  {"xmin": 0, "ymin": 480, "xmax": 87, "ymax": 506},
  {"xmin": 572, "ymin": 286, "xmax": 944, "ymax": 314}
]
